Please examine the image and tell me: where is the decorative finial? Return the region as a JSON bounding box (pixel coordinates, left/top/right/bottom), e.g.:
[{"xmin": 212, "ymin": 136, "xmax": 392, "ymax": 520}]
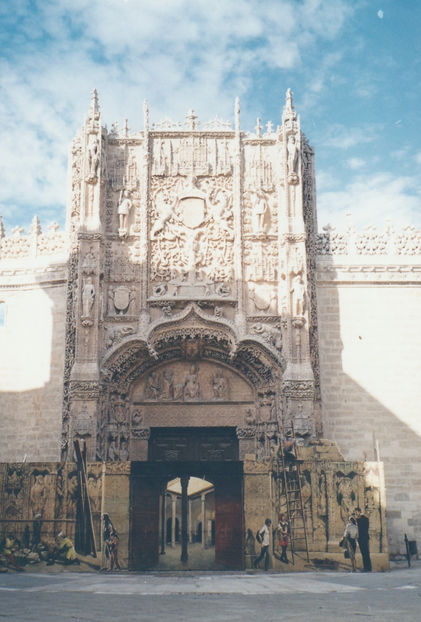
[
  {"xmin": 143, "ymin": 100, "xmax": 149, "ymax": 131},
  {"xmin": 235, "ymin": 97, "xmax": 240, "ymax": 132},
  {"xmin": 123, "ymin": 118, "xmax": 129, "ymax": 138},
  {"xmin": 30, "ymin": 215, "xmax": 41, "ymax": 236},
  {"xmin": 86, "ymin": 88, "xmax": 100, "ymax": 128},
  {"xmin": 185, "ymin": 109, "xmax": 199, "ymax": 130},
  {"xmin": 282, "ymin": 87, "xmax": 296, "ymax": 125},
  {"xmin": 255, "ymin": 117, "xmax": 262, "ymax": 138},
  {"xmin": 0, "ymin": 215, "xmax": 5, "ymax": 238},
  {"xmin": 91, "ymin": 88, "xmax": 99, "ymax": 109}
]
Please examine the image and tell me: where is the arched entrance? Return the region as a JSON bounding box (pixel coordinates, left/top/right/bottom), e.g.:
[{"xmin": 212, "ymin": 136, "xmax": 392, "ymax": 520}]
[
  {"xmin": 129, "ymin": 427, "xmax": 243, "ymax": 570},
  {"xmin": 98, "ymin": 308, "xmax": 283, "ymax": 570}
]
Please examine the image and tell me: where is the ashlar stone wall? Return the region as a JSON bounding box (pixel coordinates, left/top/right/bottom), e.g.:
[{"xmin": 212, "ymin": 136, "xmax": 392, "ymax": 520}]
[
  {"xmin": 316, "ymin": 223, "xmax": 421, "ymax": 555},
  {"xmin": 0, "ymin": 241, "xmax": 68, "ymax": 462}
]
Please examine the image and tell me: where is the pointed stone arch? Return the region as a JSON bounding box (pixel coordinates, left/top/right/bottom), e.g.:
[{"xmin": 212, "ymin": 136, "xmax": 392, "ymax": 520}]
[{"xmin": 98, "ymin": 308, "xmax": 284, "ymax": 462}]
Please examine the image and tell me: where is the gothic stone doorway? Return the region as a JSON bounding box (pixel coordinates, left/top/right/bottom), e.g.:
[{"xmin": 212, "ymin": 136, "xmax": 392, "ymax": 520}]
[{"xmin": 129, "ymin": 427, "xmax": 244, "ymax": 570}]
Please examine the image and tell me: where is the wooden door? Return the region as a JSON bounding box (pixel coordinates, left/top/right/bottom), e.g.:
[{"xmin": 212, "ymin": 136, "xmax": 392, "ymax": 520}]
[
  {"xmin": 129, "ymin": 469, "xmax": 160, "ymax": 570},
  {"xmin": 214, "ymin": 467, "xmax": 244, "ymax": 569}
]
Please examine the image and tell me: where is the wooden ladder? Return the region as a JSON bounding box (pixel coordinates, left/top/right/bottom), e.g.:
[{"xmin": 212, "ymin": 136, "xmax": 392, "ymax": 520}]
[{"xmin": 275, "ymin": 428, "xmax": 310, "ymax": 565}]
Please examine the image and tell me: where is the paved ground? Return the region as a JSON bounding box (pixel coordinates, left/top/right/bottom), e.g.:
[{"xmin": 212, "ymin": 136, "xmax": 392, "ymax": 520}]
[{"xmin": 0, "ymin": 562, "xmax": 420, "ymax": 622}]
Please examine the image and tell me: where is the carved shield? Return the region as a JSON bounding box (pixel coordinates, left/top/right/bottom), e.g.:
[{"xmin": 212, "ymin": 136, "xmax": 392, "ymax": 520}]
[
  {"xmin": 113, "ymin": 286, "xmax": 130, "ymax": 311},
  {"xmin": 179, "ymin": 197, "xmax": 205, "ymax": 229}
]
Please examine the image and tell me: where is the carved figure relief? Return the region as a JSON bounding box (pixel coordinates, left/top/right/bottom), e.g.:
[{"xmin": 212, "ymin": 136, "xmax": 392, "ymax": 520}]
[
  {"xmin": 81, "ymin": 247, "xmax": 97, "ymax": 275},
  {"xmin": 243, "ymin": 188, "xmax": 275, "ymax": 236},
  {"xmin": 287, "ymin": 135, "xmax": 298, "ymax": 177},
  {"xmin": 105, "ymin": 325, "xmax": 135, "ymax": 349},
  {"xmin": 290, "ymin": 272, "xmax": 306, "ymax": 316},
  {"xmin": 252, "ymin": 190, "xmax": 270, "ymax": 235},
  {"xmin": 211, "ymin": 372, "xmax": 229, "ymax": 400},
  {"xmin": 183, "ymin": 364, "xmax": 200, "ymax": 400},
  {"xmin": 107, "ymin": 436, "xmax": 119, "ymax": 461},
  {"xmin": 81, "ymin": 276, "xmax": 95, "ymax": 325},
  {"xmin": 117, "ymin": 189, "xmax": 133, "ymax": 237},
  {"xmin": 131, "ymin": 409, "xmax": 143, "ymax": 427},
  {"xmin": 107, "ymin": 243, "xmax": 139, "ymax": 282},
  {"xmin": 244, "ymin": 239, "xmax": 278, "ymax": 315},
  {"xmin": 135, "ymin": 362, "xmax": 250, "ymax": 404},
  {"xmin": 86, "ymin": 136, "xmax": 100, "ymax": 182},
  {"xmin": 107, "ymin": 434, "xmax": 129, "ymax": 461},
  {"xmin": 336, "ymin": 475, "xmax": 358, "ymax": 524}
]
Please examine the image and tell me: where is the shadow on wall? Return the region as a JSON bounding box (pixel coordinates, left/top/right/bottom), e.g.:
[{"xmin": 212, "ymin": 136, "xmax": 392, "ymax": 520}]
[
  {"xmin": 317, "ymin": 254, "xmax": 421, "ymax": 555},
  {"xmin": 0, "ymin": 258, "xmax": 68, "ymax": 463}
]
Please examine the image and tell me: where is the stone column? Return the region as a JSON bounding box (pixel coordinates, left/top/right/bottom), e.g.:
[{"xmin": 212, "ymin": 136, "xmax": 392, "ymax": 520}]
[
  {"xmin": 180, "ymin": 476, "xmax": 189, "ymax": 563},
  {"xmin": 201, "ymin": 493, "xmax": 206, "ymax": 549},
  {"xmin": 139, "ymin": 100, "xmax": 150, "ymax": 331},
  {"xmin": 160, "ymin": 487, "xmax": 166, "ymax": 555},
  {"xmin": 188, "ymin": 498, "xmax": 193, "ymax": 543},
  {"xmin": 171, "ymin": 494, "xmax": 176, "ymax": 548},
  {"xmin": 233, "ymin": 97, "xmax": 245, "ymax": 330}
]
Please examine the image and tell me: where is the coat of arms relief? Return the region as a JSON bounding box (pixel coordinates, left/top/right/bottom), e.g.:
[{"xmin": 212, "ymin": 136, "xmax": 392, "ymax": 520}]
[{"xmin": 150, "ymin": 175, "xmax": 234, "ymax": 300}]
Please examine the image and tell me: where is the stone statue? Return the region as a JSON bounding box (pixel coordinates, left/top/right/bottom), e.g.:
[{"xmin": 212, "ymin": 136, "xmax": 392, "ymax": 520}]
[
  {"xmin": 162, "ymin": 369, "xmax": 175, "ymax": 400},
  {"xmin": 184, "ymin": 364, "xmax": 200, "ymax": 400},
  {"xmin": 30, "ymin": 473, "xmax": 47, "ymax": 518},
  {"xmin": 132, "ymin": 409, "xmax": 143, "ymax": 426},
  {"xmin": 144, "ymin": 371, "xmax": 162, "ymax": 400},
  {"xmin": 107, "ymin": 436, "xmax": 119, "ymax": 461},
  {"xmin": 211, "ymin": 373, "xmax": 229, "ymax": 400},
  {"xmin": 150, "ymin": 195, "xmax": 177, "ymax": 238},
  {"xmin": 81, "ymin": 276, "xmax": 95, "ymax": 318},
  {"xmin": 117, "ymin": 190, "xmax": 133, "ymax": 234},
  {"xmin": 208, "ymin": 189, "xmax": 232, "ymax": 234},
  {"xmin": 290, "ymin": 273, "xmax": 306, "ymax": 316},
  {"xmin": 287, "ymin": 135, "xmax": 298, "ymax": 175},
  {"xmin": 88, "ymin": 137, "xmax": 100, "ymax": 179},
  {"xmin": 252, "ymin": 189, "xmax": 269, "ymax": 234},
  {"xmin": 119, "ymin": 439, "xmax": 129, "ymax": 461}
]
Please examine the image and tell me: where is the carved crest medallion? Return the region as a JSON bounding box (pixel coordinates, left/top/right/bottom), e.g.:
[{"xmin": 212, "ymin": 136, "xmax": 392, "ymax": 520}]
[
  {"xmin": 113, "ymin": 286, "xmax": 131, "ymax": 312},
  {"xmin": 179, "ymin": 196, "xmax": 205, "ymax": 229}
]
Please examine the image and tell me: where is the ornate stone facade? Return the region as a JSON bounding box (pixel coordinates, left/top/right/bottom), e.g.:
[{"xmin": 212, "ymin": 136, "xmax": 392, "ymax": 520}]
[
  {"xmin": 51, "ymin": 89, "xmax": 318, "ymax": 464},
  {"xmin": 1, "ymin": 90, "xmax": 420, "ymax": 559}
]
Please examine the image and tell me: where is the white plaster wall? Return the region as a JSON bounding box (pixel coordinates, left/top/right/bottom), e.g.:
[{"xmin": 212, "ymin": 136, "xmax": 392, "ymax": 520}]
[
  {"xmin": 0, "ymin": 281, "xmax": 67, "ymax": 462},
  {"xmin": 317, "ymin": 280, "xmax": 421, "ymax": 554}
]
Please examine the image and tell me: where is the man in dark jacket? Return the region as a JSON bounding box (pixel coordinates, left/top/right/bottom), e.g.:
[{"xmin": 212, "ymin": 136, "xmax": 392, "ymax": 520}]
[{"xmin": 355, "ymin": 507, "xmax": 372, "ymax": 571}]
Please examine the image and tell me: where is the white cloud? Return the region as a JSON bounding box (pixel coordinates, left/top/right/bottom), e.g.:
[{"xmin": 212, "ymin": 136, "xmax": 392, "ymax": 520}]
[
  {"xmin": 415, "ymin": 152, "xmax": 421, "ymax": 165},
  {"xmin": 347, "ymin": 157, "xmax": 365, "ymax": 170},
  {"xmin": 323, "ymin": 124, "xmax": 378, "ymax": 149},
  {"xmin": 0, "ymin": 0, "xmax": 354, "ymax": 230},
  {"xmin": 317, "ymin": 171, "xmax": 421, "ymax": 230},
  {"xmin": 377, "ymin": 10, "xmax": 384, "ymax": 19}
]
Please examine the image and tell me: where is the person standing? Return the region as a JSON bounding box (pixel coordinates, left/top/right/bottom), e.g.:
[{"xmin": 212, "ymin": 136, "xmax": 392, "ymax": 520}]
[
  {"xmin": 343, "ymin": 516, "xmax": 358, "ymax": 572},
  {"xmin": 277, "ymin": 513, "xmax": 290, "ymax": 564},
  {"xmin": 355, "ymin": 507, "xmax": 372, "ymax": 572},
  {"xmin": 103, "ymin": 513, "xmax": 121, "ymax": 571},
  {"xmin": 253, "ymin": 518, "xmax": 272, "ymax": 571}
]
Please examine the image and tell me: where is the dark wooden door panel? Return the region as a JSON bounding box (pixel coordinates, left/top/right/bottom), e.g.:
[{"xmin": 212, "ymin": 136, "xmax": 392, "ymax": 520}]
[
  {"xmin": 214, "ymin": 472, "xmax": 243, "ymax": 569},
  {"xmin": 130, "ymin": 474, "xmax": 160, "ymax": 570}
]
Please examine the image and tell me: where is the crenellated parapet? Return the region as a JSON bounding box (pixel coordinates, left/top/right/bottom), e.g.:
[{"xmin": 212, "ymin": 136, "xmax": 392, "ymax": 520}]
[
  {"xmin": 316, "ymin": 220, "xmax": 421, "ymax": 257},
  {"xmin": 0, "ymin": 218, "xmax": 69, "ymax": 263}
]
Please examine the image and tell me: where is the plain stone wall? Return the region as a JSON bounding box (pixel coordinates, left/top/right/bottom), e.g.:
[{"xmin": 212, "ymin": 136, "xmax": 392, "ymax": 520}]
[
  {"xmin": 0, "ymin": 280, "xmax": 67, "ymax": 462},
  {"xmin": 317, "ymin": 279, "xmax": 421, "ymax": 554}
]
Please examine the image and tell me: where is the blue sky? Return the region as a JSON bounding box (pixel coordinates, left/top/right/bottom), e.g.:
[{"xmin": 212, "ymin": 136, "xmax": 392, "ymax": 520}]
[{"xmin": 0, "ymin": 0, "xmax": 420, "ymax": 233}]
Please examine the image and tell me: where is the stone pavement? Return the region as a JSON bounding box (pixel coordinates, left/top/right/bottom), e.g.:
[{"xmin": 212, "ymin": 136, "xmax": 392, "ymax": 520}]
[{"xmin": 0, "ymin": 562, "xmax": 420, "ymax": 622}]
